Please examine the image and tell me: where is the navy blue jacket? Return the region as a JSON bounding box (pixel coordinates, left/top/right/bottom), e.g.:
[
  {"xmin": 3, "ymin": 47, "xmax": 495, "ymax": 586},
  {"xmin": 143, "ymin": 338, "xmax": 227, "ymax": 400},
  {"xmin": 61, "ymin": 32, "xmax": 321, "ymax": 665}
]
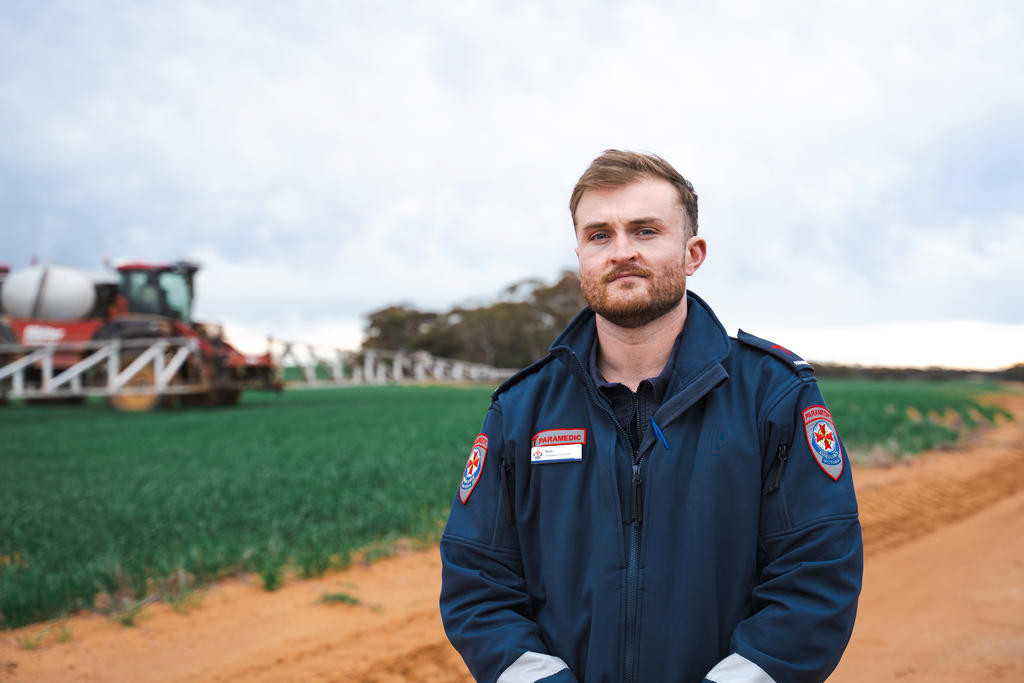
[{"xmin": 440, "ymin": 293, "xmax": 862, "ymax": 682}]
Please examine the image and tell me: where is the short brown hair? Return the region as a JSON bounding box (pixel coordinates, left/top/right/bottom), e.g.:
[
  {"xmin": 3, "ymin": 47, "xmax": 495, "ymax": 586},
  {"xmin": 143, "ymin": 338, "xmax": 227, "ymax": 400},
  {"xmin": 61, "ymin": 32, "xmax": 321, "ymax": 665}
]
[{"xmin": 569, "ymin": 149, "xmax": 698, "ymax": 237}]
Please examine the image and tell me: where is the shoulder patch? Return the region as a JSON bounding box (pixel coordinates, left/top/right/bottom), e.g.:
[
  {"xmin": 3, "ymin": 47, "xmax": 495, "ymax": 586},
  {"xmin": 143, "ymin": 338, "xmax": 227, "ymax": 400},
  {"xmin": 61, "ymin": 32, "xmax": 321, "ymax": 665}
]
[
  {"xmin": 459, "ymin": 434, "xmax": 488, "ymax": 504},
  {"xmin": 802, "ymin": 405, "xmax": 844, "ymax": 480},
  {"xmin": 737, "ymin": 329, "xmax": 814, "ymax": 376}
]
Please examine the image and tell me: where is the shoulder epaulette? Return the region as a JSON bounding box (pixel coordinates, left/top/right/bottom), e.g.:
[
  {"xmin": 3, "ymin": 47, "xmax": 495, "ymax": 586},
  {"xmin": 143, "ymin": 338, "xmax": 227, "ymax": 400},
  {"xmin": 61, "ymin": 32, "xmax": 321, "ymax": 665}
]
[
  {"xmin": 491, "ymin": 353, "xmax": 557, "ymax": 400},
  {"xmin": 736, "ymin": 329, "xmax": 814, "ymax": 377}
]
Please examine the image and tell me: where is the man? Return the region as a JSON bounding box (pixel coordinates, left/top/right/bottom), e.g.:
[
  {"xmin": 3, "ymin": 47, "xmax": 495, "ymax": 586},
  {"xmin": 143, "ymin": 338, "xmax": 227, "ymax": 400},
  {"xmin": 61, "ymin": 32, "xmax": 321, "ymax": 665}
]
[{"xmin": 440, "ymin": 150, "xmax": 862, "ymax": 682}]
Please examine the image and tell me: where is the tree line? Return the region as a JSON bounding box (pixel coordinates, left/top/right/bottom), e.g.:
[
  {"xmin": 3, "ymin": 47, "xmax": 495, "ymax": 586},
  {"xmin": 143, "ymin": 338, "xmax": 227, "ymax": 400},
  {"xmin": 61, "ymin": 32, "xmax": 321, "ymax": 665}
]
[
  {"xmin": 362, "ymin": 270, "xmax": 587, "ymax": 369},
  {"xmin": 363, "ymin": 271, "xmax": 1024, "ymax": 378}
]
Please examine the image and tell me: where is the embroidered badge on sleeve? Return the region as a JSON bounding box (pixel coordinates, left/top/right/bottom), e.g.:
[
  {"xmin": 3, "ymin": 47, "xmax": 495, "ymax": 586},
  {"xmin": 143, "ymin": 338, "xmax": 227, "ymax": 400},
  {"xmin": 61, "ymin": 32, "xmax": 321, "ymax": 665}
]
[
  {"xmin": 802, "ymin": 405, "xmax": 844, "ymax": 481},
  {"xmin": 459, "ymin": 433, "xmax": 488, "ymax": 503}
]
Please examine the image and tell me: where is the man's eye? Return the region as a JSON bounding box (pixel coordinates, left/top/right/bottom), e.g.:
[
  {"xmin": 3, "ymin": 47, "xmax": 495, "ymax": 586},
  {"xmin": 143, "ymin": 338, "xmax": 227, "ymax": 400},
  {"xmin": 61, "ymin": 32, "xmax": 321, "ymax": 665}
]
[{"xmin": 589, "ymin": 232, "xmax": 609, "ymax": 241}]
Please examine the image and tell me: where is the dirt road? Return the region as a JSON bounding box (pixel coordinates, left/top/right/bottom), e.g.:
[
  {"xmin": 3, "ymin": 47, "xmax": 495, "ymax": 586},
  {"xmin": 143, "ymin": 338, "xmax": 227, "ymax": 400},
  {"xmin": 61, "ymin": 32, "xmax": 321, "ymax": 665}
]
[{"xmin": 3, "ymin": 395, "xmax": 1022, "ymax": 682}]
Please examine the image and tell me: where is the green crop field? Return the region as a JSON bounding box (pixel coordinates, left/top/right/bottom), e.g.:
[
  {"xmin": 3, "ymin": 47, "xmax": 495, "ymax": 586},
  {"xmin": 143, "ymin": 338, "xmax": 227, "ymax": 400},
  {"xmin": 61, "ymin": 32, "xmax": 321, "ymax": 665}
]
[
  {"xmin": 0, "ymin": 385, "xmax": 491, "ymax": 629},
  {"xmin": 0, "ymin": 379, "xmax": 1012, "ymax": 628},
  {"xmin": 820, "ymin": 379, "xmax": 1011, "ymax": 458}
]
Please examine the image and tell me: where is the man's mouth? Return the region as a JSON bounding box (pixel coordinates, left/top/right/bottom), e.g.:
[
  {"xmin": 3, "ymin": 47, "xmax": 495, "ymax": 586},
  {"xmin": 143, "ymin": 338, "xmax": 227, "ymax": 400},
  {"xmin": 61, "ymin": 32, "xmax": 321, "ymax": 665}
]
[{"xmin": 605, "ymin": 268, "xmax": 650, "ymax": 283}]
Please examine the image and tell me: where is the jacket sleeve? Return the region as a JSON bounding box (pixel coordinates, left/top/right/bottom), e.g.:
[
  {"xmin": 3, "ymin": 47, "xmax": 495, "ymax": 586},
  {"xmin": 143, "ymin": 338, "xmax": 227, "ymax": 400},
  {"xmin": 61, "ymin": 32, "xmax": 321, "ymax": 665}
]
[
  {"xmin": 439, "ymin": 402, "xmax": 578, "ymax": 683},
  {"xmin": 707, "ymin": 378, "xmax": 863, "ymax": 683}
]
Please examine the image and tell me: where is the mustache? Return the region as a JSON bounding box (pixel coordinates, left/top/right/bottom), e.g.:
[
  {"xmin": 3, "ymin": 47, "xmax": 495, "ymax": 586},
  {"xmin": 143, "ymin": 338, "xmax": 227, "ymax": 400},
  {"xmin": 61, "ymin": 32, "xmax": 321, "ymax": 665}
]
[{"xmin": 603, "ymin": 266, "xmax": 653, "ymax": 283}]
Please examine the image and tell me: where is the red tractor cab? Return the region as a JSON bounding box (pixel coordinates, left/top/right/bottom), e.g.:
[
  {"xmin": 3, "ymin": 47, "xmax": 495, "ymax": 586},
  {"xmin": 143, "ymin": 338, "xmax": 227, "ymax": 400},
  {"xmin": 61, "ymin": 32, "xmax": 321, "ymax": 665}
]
[{"xmin": 115, "ymin": 261, "xmax": 198, "ymax": 323}]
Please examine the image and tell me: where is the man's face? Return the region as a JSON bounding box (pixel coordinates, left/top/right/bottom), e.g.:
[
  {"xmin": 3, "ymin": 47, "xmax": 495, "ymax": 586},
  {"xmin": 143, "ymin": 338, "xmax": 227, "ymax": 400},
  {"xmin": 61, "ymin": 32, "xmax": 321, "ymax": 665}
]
[{"xmin": 574, "ymin": 176, "xmax": 704, "ymax": 329}]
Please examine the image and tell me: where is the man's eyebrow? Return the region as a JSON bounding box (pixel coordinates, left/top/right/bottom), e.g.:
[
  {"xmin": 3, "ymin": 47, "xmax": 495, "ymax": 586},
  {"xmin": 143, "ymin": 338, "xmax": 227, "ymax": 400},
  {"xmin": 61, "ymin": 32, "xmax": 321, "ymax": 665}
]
[
  {"xmin": 580, "ymin": 217, "xmax": 665, "ymax": 232},
  {"xmin": 627, "ymin": 216, "xmax": 665, "ymax": 226}
]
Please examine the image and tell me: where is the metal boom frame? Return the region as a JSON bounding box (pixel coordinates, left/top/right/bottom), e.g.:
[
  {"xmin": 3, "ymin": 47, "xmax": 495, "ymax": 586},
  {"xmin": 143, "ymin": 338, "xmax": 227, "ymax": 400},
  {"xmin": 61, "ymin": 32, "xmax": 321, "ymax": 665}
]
[{"xmin": 0, "ymin": 337, "xmax": 205, "ymax": 399}]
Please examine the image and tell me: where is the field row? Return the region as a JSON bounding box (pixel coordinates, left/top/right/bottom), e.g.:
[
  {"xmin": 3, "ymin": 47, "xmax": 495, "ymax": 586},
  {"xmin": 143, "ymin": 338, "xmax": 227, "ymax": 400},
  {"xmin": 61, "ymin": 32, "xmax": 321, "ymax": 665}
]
[
  {"xmin": 0, "ymin": 380, "xmax": 1011, "ymax": 628},
  {"xmin": 822, "ymin": 379, "xmax": 1010, "ymax": 460},
  {"xmin": 1, "ymin": 385, "xmax": 491, "ymax": 628}
]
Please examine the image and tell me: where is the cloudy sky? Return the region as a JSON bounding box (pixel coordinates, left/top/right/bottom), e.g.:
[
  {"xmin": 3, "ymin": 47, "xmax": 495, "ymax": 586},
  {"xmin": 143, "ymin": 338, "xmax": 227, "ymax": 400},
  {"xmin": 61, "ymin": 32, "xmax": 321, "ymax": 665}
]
[{"xmin": 2, "ymin": 1, "xmax": 1022, "ymax": 368}]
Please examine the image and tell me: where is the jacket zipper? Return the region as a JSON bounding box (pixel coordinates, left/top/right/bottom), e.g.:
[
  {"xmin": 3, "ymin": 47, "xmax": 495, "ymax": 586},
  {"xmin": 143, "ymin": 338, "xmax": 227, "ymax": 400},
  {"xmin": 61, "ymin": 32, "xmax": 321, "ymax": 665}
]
[
  {"xmin": 626, "ymin": 391, "xmax": 643, "ymax": 526},
  {"xmin": 624, "ymin": 459, "xmax": 643, "ymax": 683},
  {"xmin": 499, "ymin": 457, "xmax": 515, "ymax": 525},
  {"xmin": 566, "ymin": 352, "xmax": 643, "ymax": 683},
  {"xmin": 766, "ymin": 441, "xmax": 790, "ymax": 494}
]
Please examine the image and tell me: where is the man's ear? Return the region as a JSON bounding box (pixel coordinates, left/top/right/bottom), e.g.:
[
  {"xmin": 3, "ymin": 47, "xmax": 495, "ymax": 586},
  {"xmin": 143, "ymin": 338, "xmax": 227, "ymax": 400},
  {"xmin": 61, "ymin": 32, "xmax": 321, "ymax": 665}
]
[{"xmin": 685, "ymin": 236, "xmax": 707, "ymax": 276}]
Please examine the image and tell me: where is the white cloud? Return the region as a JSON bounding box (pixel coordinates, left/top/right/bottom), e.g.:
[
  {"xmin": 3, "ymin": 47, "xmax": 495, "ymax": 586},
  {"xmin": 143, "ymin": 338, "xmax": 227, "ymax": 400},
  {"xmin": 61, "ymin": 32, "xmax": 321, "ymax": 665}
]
[
  {"xmin": 222, "ymin": 318, "xmax": 364, "ymax": 355},
  {"xmin": 757, "ymin": 321, "xmax": 1024, "ymax": 371},
  {"xmin": 1, "ymin": 1, "xmax": 1022, "ymax": 367}
]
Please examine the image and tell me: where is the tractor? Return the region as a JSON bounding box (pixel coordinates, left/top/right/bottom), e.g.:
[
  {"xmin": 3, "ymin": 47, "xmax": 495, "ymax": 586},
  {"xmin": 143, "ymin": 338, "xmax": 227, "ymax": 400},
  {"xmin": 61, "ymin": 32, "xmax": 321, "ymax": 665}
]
[{"xmin": 0, "ymin": 260, "xmax": 281, "ymax": 410}]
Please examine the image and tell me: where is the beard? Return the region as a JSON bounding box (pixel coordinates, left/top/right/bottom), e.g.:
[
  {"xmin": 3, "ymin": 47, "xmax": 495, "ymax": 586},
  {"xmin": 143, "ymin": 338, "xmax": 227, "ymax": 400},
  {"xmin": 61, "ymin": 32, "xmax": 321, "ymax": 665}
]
[{"xmin": 581, "ymin": 259, "xmax": 687, "ymax": 329}]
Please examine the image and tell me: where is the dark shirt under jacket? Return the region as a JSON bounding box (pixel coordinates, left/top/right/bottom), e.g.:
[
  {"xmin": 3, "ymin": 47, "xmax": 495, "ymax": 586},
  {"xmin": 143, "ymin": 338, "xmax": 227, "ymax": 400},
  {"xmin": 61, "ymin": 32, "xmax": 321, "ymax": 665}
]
[{"xmin": 589, "ymin": 331, "xmax": 683, "ymax": 451}]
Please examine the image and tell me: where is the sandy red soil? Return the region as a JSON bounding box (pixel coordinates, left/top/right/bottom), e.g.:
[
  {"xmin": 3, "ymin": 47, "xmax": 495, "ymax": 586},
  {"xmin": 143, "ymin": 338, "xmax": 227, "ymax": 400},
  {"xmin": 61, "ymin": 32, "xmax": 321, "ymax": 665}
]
[{"xmin": 2, "ymin": 394, "xmax": 1022, "ymax": 682}]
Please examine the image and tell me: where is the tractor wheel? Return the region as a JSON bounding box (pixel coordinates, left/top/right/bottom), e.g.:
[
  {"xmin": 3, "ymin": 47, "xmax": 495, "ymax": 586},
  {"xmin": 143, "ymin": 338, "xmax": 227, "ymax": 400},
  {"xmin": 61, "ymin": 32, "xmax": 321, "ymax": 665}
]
[
  {"xmin": 210, "ymin": 388, "xmax": 241, "ymax": 406},
  {"xmin": 0, "ymin": 321, "xmax": 16, "ymax": 345},
  {"xmin": 108, "ymin": 360, "xmax": 163, "ymax": 412},
  {"xmin": 179, "ymin": 392, "xmax": 213, "ymax": 407},
  {"xmin": 25, "ymin": 396, "xmax": 87, "ymax": 406},
  {"xmin": 0, "ymin": 322, "xmax": 15, "ymax": 406}
]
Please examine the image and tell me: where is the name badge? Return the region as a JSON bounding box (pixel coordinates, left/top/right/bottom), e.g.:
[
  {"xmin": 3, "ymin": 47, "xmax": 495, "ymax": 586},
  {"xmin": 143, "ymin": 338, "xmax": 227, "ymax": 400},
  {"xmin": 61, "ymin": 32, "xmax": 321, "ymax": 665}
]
[{"xmin": 531, "ymin": 443, "xmax": 582, "ymax": 464}]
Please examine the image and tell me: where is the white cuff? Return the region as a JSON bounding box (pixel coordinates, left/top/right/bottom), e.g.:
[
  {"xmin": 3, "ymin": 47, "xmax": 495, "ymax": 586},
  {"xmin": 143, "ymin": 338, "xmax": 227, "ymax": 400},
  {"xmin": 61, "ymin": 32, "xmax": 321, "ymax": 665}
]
[
  {"xmin": 705, "ymin": 652, "xmax": 774, "ymax": 682},
  {"xmin": 497, "ymin": 651, "xmax": 570, "ymax": 682}
]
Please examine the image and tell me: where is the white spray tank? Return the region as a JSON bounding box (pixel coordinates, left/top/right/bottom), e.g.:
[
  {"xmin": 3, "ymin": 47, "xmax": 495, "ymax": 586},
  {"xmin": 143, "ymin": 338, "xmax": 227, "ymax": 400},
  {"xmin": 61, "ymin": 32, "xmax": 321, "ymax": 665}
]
[{"xmin": 0, "ymin": 265, "xmax": 108, "ymax": 320}]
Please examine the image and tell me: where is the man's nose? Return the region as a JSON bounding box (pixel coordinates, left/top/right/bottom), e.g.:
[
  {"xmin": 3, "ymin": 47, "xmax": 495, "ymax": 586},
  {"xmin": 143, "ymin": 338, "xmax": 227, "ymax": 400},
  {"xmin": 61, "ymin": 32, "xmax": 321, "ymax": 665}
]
[{"xmin": 609, "ymin": 233, "xmax": 639, "ymax": 263}]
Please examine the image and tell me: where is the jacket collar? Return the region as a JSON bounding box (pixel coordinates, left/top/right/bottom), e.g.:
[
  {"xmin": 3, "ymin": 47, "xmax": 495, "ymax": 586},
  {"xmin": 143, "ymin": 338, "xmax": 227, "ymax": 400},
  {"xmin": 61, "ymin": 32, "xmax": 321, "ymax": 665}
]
[{"xmin": 550, "ymin": 290, "xmax": 731, "ymax": 396}]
